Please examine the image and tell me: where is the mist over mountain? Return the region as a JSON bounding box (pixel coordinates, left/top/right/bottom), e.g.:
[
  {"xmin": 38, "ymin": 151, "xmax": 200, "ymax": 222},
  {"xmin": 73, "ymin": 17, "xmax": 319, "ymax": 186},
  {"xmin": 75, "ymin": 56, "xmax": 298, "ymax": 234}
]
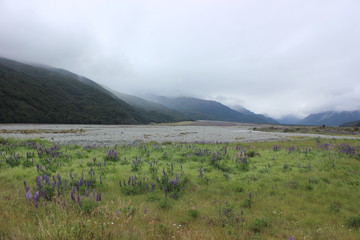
[
  {"xmin": 146, "ymin": 96, "xmax": 278, "ymax": 124},
  {"xmin": 0, "ymin": 57, "xmax": 152, "ymax": 124},
  {"xmin": 276, "ymin": 115, "xmax": 303, "ymax": 125},
  {"xmin": 112, "ymin": 91, "xmax": 192, "ymax": 123},
  {"xmin": 2, "ymin": 56, "xmax": 360, "ymax": 126},
  {"xmin": 230, "ymin": 105, "xmax": 278, "ymax": 124},
  {"xmin": 298, "ymin": 110, "xmax": 360, "ymax": 126}
]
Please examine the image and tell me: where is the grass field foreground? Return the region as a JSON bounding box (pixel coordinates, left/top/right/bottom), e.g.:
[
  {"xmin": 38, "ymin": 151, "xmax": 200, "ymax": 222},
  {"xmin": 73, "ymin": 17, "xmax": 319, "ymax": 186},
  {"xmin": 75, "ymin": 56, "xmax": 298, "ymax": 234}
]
[{"xmin": 0, "ymin": 137, "xmax": 359, "ymax": 239}]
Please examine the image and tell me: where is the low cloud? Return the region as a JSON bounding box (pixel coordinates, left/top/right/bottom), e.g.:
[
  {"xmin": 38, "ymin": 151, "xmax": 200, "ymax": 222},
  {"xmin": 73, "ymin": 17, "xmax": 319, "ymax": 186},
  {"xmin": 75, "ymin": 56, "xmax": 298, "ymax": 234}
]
[{"xmin": 1, "ymin": 0, "xmax": 359, "ymax": 118}]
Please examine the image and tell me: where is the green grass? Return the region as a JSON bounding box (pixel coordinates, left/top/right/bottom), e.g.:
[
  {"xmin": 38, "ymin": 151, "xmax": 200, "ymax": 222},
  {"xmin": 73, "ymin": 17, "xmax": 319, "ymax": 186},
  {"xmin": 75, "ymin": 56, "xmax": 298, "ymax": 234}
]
[
  {"xmin": 256, "ymin": 125, "xmax": 360, "ymax": 137},
  {"xmin": 0, "ymin": 137, "xmax": 359, "ymax": 239}
]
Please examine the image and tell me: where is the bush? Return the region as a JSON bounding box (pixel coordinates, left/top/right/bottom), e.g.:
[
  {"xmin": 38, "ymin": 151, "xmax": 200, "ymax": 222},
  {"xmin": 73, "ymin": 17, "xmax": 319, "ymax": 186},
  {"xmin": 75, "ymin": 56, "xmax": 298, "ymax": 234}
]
[
  {"xmin": 80, "ymin": 199, "xmax": 99, "ymax": 214},
  {"xmin": 188, "ymin": 209, "xmax": 200, "ymax": 219},
  {"xmin": 346, "ymin": 215, "xmax": 360, "ymax": 229},
  {"xmin": 250, "ymin": 218, "xmax": 270, "ymax": 233}
]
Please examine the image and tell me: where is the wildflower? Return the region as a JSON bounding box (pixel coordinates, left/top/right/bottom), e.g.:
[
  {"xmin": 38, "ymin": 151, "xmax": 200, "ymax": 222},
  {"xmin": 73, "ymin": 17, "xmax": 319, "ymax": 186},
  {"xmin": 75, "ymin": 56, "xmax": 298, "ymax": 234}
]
[
  {"xmin": 78, "ymin": 177, "xmax": 84, "ymax": 187},
  {"xmin": 57, "ymin": 173, "xmax": 62, "ymax": 184},
  {"xmin": 44, "ymin": 175, "xmax": 50, "ymax": 186},
  {"xmin": 35, "ymin": 176, "xmax": 42, "ymax": 189},
  {"xmin": 33, "ymin": 191, "xmax": 40, "ymax": 208},
  {"xmin": 70, "ymin": 186, "xmax": 76, "ymax": 202},
  {"xmin": 96, "ymin": 192, "xmax": 102, "ymax": 202},
  {"xmin": 26, "ymin": 190, "xmax": 33, "ymax": 200}
]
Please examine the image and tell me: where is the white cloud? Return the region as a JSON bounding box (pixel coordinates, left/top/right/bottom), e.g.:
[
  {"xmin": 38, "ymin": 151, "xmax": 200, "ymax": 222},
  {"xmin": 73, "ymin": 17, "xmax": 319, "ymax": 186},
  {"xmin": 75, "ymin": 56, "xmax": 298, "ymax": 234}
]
[{"xmin": 1, "ymin": 0, "xmax": 359, "ymax": 118}]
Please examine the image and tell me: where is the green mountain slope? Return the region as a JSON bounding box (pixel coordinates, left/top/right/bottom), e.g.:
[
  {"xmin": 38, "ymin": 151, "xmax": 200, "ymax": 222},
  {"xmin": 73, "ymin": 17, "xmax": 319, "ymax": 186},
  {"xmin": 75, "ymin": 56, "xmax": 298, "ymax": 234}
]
[
  {"xmin": 149, "ymin": 96, "xmax": 278, "ymax": 124},
  {"xmin": 113, "ymin": 92, "xmax": 192, "ymax": 123},
  {"xmin": 0, "ymin": 57, "xmax": 149, "ymax": 124}
]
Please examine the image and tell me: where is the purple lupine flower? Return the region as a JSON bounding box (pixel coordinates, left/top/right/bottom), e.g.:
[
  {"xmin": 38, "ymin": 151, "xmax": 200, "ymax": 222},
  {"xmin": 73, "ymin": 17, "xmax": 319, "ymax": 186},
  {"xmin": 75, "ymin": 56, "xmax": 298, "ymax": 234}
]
[
  {"xmin": 308, "ymin": 163, "xmax": 311, "ymax": 170},
  {"xmin": 287, "ymin": 146, "xmax": 295, "ymax": 153},
  {"xmin": 25, "ymin": 184, "xmax": 30, "ymax": 193},
  {"xmin": 273, "ymin": 145, "xmax": 280, "ymax": 151},
  {"xmin": 85, "ymin": 189, "xmax": 89, "ymax": 197},
  {"xmin": 288, "ymin": 236, "xmax": 294, "ymax": 240},
  {"xmin": 35, "ymin": 176, "xmax": 42, "ymax": 189},
  {"xmin": 78, "ymin": 177, "xmax": 84, "ymax": 187},
  {"xmin": 96, "ymin": 192, "xmax": 102, "ymax": 202},
  {"xmin": 26, "ymin": 190, "xmax": 33, "ymax": 200},
  {"xmin": 70, "ymin": 187, "xmax": 76, "ymax": 202},
  {"xmin": 33, "ymin": 191, "xmax": 40, "ymax": 208},
  {"xmin": 57, "ymin": 173, "xmax": 62, "ymax": 184},
  {"xmin": 170, "ymin": 179, "xmax": 177, "ymax": 186}
]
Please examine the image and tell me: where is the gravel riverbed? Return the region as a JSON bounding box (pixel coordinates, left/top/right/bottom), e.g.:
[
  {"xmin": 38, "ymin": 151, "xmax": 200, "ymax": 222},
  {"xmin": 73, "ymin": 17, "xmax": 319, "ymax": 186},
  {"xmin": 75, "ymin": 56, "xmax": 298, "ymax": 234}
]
[{"xmin": 0, "ymin": 124, "xmax": 358, "ymax": 145}]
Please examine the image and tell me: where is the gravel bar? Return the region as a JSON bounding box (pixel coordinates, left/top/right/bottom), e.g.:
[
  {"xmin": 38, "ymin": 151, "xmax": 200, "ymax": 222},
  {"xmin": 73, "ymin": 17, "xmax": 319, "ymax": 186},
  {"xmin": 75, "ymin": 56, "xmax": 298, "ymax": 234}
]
[{"xmin": 0, "ymin": 124, "xmax": 358, "ymax": 146}]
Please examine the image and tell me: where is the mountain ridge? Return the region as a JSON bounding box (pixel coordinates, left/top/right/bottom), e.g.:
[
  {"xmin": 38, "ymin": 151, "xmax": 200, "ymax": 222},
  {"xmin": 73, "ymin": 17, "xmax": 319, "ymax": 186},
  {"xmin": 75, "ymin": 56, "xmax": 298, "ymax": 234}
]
[
  {"xmin": 0, "ymin": 57, "xmax": 150, "ymax": 124},
  {"xmin": 146, "ymin": 96, "xmax": 278, "ymax": 124}
]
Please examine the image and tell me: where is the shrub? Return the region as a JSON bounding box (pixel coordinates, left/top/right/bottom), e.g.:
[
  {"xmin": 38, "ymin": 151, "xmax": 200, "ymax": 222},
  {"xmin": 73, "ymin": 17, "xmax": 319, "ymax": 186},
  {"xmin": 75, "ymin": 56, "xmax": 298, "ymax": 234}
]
[
  {"xmin": 188, "ymin": 209, "xmax": 200, "ymax": 219},
  {"xmin": 346, "ymin": 215, "xmax": 360, "ymax": 229},
  {"xmin": 329, "ymin": 201, "xmax": 341, "ymax": 213},
  {"xmin": 250, "ymin": 218, "xmax": 270, "ymax": 233},
  {"xmin": 80, "ymin": 199, "xmax": 99, "ymax": 214}
]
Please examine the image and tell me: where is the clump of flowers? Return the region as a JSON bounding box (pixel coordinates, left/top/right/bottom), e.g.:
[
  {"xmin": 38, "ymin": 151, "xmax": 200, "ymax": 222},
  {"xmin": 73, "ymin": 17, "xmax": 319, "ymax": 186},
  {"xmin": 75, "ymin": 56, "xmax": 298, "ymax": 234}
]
[{"xmin": 105, "ymin": 149, "xmax": 119, "ymax": 162}]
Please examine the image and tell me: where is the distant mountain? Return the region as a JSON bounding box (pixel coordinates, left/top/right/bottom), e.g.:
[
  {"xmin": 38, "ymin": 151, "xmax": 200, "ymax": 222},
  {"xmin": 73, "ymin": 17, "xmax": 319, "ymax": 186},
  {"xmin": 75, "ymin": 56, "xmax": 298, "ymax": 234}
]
[
  {"xmin": 276, "ymin": 115, "xmax": 302, "ymax": 125},
  {"xmin": 298, "ymin": 110, "xmax": 360, "ymax": 126},
  {"xmin": 230, "ymin": 105, "xmax": 278, "ymax": 124},
  {"xmin": 340, "ymin": 120, "xmax": 360, "ymax": 127},
  {"xmin": 0, "ymin": 57, "xmax": 155, "ymax": 124},
  {"xmin": 147, "ymin": 96, "xmax": 278, "ymax": 124},
  {"xmin": 112, "ymin": 92, "xmax": 192, "ymax": 123}
]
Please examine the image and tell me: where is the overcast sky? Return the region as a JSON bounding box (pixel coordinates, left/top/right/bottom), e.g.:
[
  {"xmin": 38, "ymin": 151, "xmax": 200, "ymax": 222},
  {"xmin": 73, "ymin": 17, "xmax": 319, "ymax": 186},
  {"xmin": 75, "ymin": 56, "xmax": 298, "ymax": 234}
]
[{"xmin": 1, "ymin": 0, "xmax": 359, "ymax": 118}]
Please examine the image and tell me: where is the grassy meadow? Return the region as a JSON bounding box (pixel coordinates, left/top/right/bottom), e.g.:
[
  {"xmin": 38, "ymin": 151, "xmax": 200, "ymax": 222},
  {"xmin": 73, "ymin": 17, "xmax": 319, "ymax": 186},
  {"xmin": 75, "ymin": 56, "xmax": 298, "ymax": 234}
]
[{"xmin": 0, "ymin": 137, "xmax": 359, "ymax": 239}]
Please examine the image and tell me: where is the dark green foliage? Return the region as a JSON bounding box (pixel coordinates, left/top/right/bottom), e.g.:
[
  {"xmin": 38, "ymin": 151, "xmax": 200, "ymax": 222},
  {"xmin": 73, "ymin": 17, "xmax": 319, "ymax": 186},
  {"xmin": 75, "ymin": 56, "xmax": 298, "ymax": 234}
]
[
  {"xmin": 44, "ymin": 186, "xmax": 55, "ymax": 200},
  {"xmin": 250, "ymin": 218, "xmax": 270, "ymax": 233},
  {"xmin": 159, "ymin": 198, "xmax": 172, "ymax": 210},
  {"xmin": 79, "ymin": 199, "xmax": 99, "ymax": 214},
  {"xmin": 241, "ymin": 198, "xmax": 252, "ymax": 208},
  {"xmin": 346, "ymin": 215, "xmax": 360, "ymax": 229},
  {"xmin": 188, "ymin": 209, "xmax": 200, "ymax": 219},
  {"xmin": 5, "ymin": 153, "xmax": 21, "ymax": 167}
]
